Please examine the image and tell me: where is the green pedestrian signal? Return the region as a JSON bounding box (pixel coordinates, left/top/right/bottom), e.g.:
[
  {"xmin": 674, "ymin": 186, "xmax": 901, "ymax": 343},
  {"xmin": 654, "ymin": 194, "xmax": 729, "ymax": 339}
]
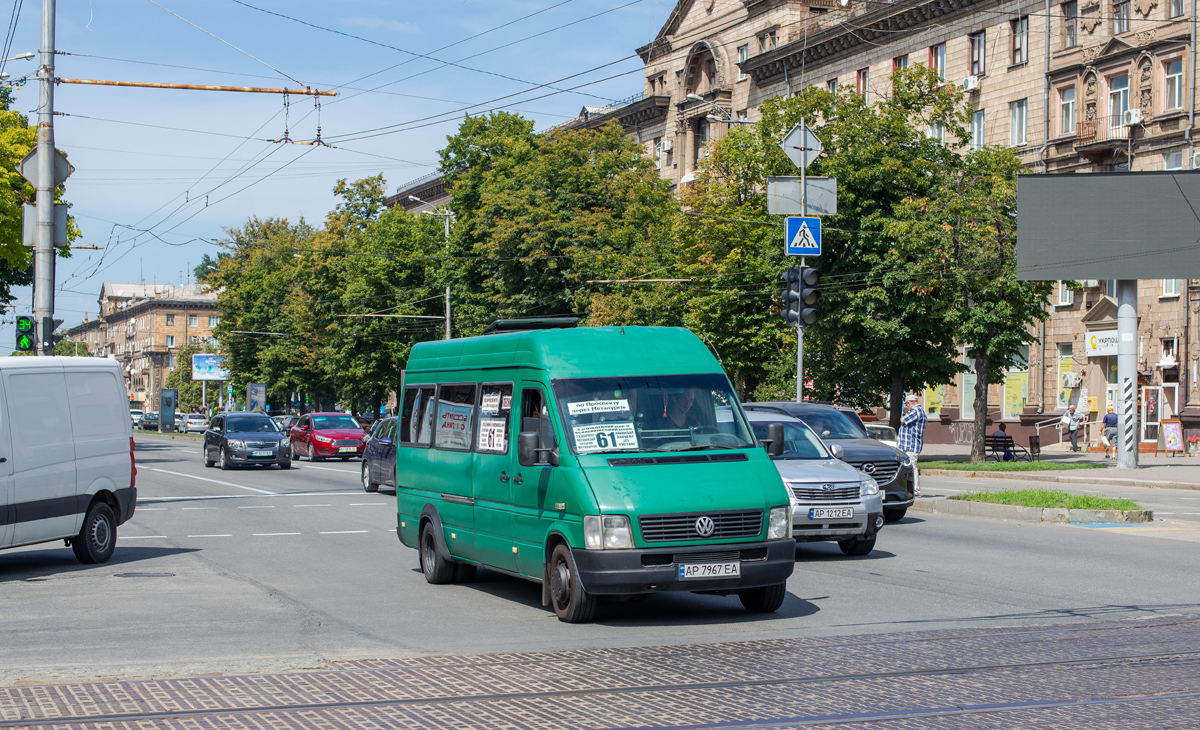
[{"xmin": 15, "ymin": 315, "xmax": 35, "ymax": 352}]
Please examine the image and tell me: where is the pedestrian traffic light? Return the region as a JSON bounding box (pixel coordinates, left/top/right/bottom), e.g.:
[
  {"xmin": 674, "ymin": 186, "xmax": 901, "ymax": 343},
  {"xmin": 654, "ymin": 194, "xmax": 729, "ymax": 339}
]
[
  {"xmin": 797, "ymin": 266, "xmax": 820, "ymax": 326},
  {"xmin": 781, "ymin": 267, "xmax": 803, "ymax": 326},
  {"xmin": 15, "ymin": 315, "xmax": 35, "ymax": 352},
  {"xmin": 40, "ymin": 316, "xmax": 64, "ymax": 353}
]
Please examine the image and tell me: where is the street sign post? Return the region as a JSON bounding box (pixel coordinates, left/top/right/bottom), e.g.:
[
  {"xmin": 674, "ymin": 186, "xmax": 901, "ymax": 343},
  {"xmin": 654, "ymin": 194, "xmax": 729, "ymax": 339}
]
[
  {"xmin": 780, "ymin": 124, "xmax": 824, "ymax": 169},
  {"xmin": 785, "ymin": 217, "xmax": 822, "ymax": 256},
  {"xmin": 767, "ymin": 176, "xmax": 837, "ymax": 216}
]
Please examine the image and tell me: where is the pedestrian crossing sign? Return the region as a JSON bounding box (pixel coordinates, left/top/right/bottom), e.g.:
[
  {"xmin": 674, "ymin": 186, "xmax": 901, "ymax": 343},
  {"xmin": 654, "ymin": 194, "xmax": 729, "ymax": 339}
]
[{"xmin": 786, "ymin": 217, "xmax": 821, "ymax": 256}]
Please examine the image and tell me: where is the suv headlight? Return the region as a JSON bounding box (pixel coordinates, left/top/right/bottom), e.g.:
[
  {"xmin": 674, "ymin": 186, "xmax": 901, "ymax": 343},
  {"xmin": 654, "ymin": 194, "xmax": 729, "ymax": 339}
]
[
  {"xmin": 860, "ymin": 476, "xmax": 879, "ymax": 496},
  {"xmin": 226, "ymin": 439, "xmax": 245, "ymax": 449},
  {"xmin": 767, "ymin": 507, "xmax": 790, "ymax": 540},
  {"xmin": 583, "ymin": 515, "xmax": 634, "ymax": 550}
]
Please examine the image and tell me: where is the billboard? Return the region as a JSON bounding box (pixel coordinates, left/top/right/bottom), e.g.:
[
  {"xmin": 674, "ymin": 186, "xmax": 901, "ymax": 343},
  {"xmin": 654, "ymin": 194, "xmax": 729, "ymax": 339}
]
[
  {"xmin": 247, "ymin": 383, "xmax": 267, "ymax": 412},
  {"xmin": 192, "ymin": 354, "xmax": 230, "ymax": 381}
]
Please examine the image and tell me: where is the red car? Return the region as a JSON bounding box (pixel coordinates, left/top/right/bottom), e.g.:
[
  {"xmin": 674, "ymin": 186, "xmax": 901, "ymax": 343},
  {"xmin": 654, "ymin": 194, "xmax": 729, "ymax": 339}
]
[{"xmin": 289, "ymin": 412, "xmax": 365, "ymax": 461}]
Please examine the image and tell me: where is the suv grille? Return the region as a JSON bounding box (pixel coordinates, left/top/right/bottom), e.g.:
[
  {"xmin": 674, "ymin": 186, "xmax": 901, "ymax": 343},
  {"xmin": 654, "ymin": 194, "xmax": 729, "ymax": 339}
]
[
  {"xmin": 789, "ymin": 484, "xmax": 860, "ymax": 501},
  {"xmin": 639, "ymin": 510, "xmax": 763, "ymax": 542},
  {"xmin": 845, "ymin": 459, "xmax": 901, "ymax": 484}
]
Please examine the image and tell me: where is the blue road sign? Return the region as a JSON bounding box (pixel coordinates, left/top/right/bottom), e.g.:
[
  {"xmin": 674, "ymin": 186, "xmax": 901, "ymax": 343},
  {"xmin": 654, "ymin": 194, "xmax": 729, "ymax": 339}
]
[{"xmin": 786, "ymin": 217, "xmax": 821, "ymax": 256}]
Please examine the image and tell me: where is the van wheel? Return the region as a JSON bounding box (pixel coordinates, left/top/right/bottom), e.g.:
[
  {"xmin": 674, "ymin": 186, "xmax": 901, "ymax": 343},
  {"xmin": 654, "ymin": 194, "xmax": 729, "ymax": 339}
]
[
  {"xmin": 72, "ymin": 502, "xmax": 116, "ymax": 564},
  {"xmin": 419, "ymin": 523, "xmax": 455, "ymax": 584},
  {"xmin": 883, "ymin": 508, "xmax": 907, "ymax": 523},
  {"xmin": 838, "ymin": 534, "xmax": 876, "ymax": 556},
  {"xmin": 739, "ymin": 582, "xmax": 787, "ymax": 613},
  {"xmin": 549, "ymin": 544, "xmax": 598, "ymax": 623},
  {"xmin": 361, "ymin": 461, "xmax": 378, "ymax": 493}
]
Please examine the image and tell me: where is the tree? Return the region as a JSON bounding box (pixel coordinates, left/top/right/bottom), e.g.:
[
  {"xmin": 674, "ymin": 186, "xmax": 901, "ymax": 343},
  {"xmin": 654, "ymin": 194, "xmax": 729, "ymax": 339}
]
[
  {"xmin": 194, "ymin": 253, "xmax": 230, "ymax": 283},
  {"xmin": 54, "ymin": 337, "xmax": 91, "ymax": 357},
  {"xmin": 164, "ymin": 343, "xmax": 208, "ymax": 412},
  {"xmin": 889, "ymin": 146, "xmax": 1052, "ymax": 461}
]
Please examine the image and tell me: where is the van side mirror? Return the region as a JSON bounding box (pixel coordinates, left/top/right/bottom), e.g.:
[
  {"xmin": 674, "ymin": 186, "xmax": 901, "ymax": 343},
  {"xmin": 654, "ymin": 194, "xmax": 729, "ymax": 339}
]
[
  {"xmin": 829, "ymin": 443, "xmax": 845, "ymax": 460},
  {"xmin": 518, "ymin": 432, "xmax": 539, "ymax": 466},
  {"xmin": 764, "ymin": 423, "xmax": 785, "ymax": 457}
]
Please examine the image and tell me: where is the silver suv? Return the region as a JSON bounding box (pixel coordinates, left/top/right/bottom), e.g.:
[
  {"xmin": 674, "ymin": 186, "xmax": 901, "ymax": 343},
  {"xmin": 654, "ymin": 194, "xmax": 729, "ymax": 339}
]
[{"xmin": 748, "ymin": 412, "xmax": 883, "ymax": 556}]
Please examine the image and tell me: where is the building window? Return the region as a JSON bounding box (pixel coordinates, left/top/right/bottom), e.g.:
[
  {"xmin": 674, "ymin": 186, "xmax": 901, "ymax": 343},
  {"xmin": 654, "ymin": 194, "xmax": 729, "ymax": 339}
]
[
  {"xmin": 166, "ymin": 335, "xmax": 175, "ymax": 348},
  {"xmin": 970, "ymin": 110, "xmax": 985, "ymax": 150},
  {"xmin": 208, "ymin": 315, "xmax": 219, "ymax": 327},
  {"xmin": 827, "ymin": 78, "xmax": 838, "ymax": 93},
  {"xmin": 1109, "ymin": 74, "xmax": 1129, "ymax": 130},
  {"xmin": 970, "ymin": 32, "xmax": 986, "ymax": 76},
  {"xmin": 1011, "ymin": 17, "xmax": 1029, "ymax": 65},
  {"xmin": 1058, "ymin": 281, "xmax": 1075, "ymax": 306},
  {"xmin": 165, "ymin": 314, "xmax": 175, "ymax": 326},
  {"xmin": 1165, "ymin": 59, "xmax": 1184, "ymax": 110},
  {"xmin": 1112, "ymin": 0, "xmax": 1130, "ymax": 33},
  {"xmin": 1164, "ymin": 279, "xmax": 1182, "ymax": 296},
  {"xmin": 856, "ymin": 67, "xmax": 870, "ymax": 102},
  {"xmin": 758, "ymin": 29, "xmax": 777, "ymax": 52},
  {"xmin": 1060, "ymin": 86, "xmax": 1076, "ymax": 136},
  {"xmin": 737, "ymin": 109, "xmax": 748, "ymax": 122},
  {"xmin": 1170, "ymin": 0, "xmax": 1184, "ymax": 16},
  {"xmin": 928, "ymin": 44, "xmax": 947, "ymax": 80},
  {"xmin": 893, "ymin": 55, "xmax": 908, "ymax": 71},
  {"xmin": 1063, "ymin": 2, "xmax": 1078, "ymax": 47},
  {"xmin": 928, "ymin": 122, "xmax": 946, "ymax": 144},
  {"xmin": 737, "ymin": 44, "xmax": 749, "ymax": 81},
  {"xmin": 1010, "ymin": 99, "xmax": 1028, "ymax": 145},
  {"xmin": 1164, "ymin": 150, "xmax": 1184, "ymax": 170},
  {"xmin": 188, "ymin": 314, "xmax": 198, "ymax": 327}
]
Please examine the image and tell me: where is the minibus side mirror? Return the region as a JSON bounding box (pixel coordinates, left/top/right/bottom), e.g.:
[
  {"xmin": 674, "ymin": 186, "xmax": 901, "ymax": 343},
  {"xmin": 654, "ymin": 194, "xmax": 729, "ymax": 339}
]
[
  {"xmin": 764, "ymin": 423, "xmax": 785, "ymax": 457},
  {"xmin": 829, "ymin": 443, "xmax": 845, "ymax": 460},
  {"xmin": 518, "ymin": 432, "xmax": 539, "ymax": 466}
]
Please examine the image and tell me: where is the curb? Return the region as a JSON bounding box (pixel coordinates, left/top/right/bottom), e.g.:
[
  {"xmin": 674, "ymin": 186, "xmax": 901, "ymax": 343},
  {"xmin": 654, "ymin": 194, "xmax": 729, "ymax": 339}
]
[
  {"xmin": 910, "ymin": 497, "xmax": 1154, "ymax": 523},
  {"xmin": 920, "ymin": 468, "xmax": 1200, "ymax": 492}
]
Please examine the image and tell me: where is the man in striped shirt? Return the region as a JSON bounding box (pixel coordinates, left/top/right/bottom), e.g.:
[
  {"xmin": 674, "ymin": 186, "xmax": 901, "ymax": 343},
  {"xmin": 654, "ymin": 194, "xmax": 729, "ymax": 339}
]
[{"xmin": 897, "ymin": 394, "xmax": 927, "ymax": 496}]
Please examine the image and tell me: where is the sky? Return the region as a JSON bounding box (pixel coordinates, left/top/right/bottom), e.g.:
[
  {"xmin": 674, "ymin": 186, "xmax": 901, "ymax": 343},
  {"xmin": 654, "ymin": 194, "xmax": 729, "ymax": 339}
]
[{"xmin": 1, "ymin": 0, "xmax": 673, "ymax": 343}]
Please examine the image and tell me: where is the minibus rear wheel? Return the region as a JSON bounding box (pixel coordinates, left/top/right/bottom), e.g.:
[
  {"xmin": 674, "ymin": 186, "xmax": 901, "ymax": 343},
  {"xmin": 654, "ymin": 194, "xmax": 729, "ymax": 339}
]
[
  {"xmin": 72, "ymin": 501, "xmax": 116, "ymax": 564},
  {"xmin": 549, "ymin": 544, "xmax": 598, "ymax": 623},
  {"xmin": 419, "ymin": 523, "xmax": 455, "ymax": 584},
  {"xmin": 738, "ymin": 582, "xmax": 787, "ymax": 613}
]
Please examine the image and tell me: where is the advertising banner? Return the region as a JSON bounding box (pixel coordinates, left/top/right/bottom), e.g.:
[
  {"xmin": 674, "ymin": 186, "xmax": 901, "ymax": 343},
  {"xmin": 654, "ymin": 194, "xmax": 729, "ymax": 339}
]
[
  {"xmin": 192, "ymin": 354, "xmax": 230, "ymax": 381},
  {"xmin": 1086, "ymin": 330, "xmax": 1118, "ymax": 357},
  {"xmin": 247, "ymin": 383, "xmax": 267, "ymax": 412}
]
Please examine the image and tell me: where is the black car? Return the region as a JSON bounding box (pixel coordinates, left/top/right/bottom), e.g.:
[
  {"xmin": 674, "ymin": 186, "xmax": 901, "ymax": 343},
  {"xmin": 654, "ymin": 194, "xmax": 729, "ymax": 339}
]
[
  {"xmin": 203, "ymin": 412, "xmax": 292, "ymax": 470},
  {"xmin": 361, "ymin": 417, "xmax": 397, "ymax": 492},
  {"xmin": 744, "ymin": 402, "xmax": 915, "ymax": 522}
]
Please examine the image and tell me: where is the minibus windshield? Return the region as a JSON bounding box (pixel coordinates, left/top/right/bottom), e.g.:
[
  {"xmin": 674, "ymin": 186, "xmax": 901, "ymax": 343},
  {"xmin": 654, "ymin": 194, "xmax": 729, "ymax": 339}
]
[
  {"xmin": 750, "ymin": 421, "xmax": 829, "ymax": 460},
  {"xmin": 553, "ymin": 374, "xmax": 756, "ymax": 455}
]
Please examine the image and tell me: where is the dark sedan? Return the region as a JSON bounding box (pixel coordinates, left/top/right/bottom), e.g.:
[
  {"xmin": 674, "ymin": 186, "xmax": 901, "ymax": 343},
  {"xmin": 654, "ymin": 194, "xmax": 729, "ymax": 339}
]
[
  {"xmin": 744, "ymin": 401, "xmax": 915, "ymax": 522},
  {"xmin": 361, "ymin": 417, "xmax": 397, "ymax": 492},
  {"xmin": 203, "ymin": 412, "xmax": 292, "ymax": 470}
]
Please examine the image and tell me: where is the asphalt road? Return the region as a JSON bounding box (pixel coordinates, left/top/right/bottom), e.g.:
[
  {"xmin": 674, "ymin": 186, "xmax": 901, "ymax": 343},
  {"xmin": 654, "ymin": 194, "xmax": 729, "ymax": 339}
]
[{"xmin": 2, "ymin": 434, "xmax": 1199, "ymax": 685}]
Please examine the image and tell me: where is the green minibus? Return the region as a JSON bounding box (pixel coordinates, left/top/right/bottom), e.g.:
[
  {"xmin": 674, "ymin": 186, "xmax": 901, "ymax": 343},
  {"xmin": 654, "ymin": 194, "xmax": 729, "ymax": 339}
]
[{"xmin": 395, "ymin": 322, "xmax": 796, "ymax": 622}]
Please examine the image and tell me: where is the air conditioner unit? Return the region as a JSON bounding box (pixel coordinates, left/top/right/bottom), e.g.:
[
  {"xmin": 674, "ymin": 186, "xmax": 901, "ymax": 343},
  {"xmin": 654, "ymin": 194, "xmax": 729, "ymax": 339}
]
[
  {"xmin": 1191, "ymin": 151, "xmax": 1200, "ymax": 169},
  {"xmin": 1061, "ymin": 372, "xmax": 1083, "ymax": 389},
  {"xmin": 660, "ymin": 138, "xmax": 673, "ymax": 152},
  {"xmin": 962, "ymin": 75, "xmax": 980, "ymax": 92},
  {"xmin": 1122, "ymin": 108, "xmax": 1144, "ymax": 126}
]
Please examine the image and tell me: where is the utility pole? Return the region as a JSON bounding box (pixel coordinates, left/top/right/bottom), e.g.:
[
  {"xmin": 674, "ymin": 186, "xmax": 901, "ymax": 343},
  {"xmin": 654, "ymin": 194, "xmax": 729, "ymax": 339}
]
[{"xmin": 33, "ymin": 0, "xmax": 56, "ymax": 355}]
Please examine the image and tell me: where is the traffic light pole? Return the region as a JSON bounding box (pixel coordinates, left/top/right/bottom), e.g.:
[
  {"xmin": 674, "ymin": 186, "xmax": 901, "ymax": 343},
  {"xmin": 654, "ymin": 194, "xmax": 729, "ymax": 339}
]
[{"xmin": 33, "ymin": 0, "xmax": 56, "ymax": 355}]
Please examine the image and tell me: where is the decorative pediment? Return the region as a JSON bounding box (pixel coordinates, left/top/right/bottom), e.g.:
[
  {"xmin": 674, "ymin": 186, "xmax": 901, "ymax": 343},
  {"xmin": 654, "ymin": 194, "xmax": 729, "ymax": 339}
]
[
  {"xmin": 1080, "ymin": 295, "xmax": 1118, "ymax": 328},
  {"xmin": 1096, "ymin": 36, "xmax": 1133, "ymax": 58}
]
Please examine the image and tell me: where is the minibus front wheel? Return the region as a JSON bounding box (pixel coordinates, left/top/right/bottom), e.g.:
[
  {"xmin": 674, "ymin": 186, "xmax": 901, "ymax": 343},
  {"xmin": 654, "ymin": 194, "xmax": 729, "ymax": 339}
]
[
  {"xmin": 549, "ymin": 544, "xmax": 598, "ymax": 623},
  {"xmin": 738, "ymin": 583, "xmax": 787, "ymax": 613}
]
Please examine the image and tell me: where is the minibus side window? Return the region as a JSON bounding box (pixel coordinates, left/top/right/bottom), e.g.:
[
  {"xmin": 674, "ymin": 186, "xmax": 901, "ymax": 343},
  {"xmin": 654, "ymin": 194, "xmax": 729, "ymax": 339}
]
[
  {"xmin": 399, "ymin": 386, "xmax": 435, "ymax": 446},
  {"xmin": 476, "ymin": 383, "xmax": 513, "ymax": 454},
  {"xmin": 521, "ymin": 387, "xmax": 557, "ymax": 463},
  {"xmin": 434, "ymin": 383, "xmax": 477, "ymax": 451}
]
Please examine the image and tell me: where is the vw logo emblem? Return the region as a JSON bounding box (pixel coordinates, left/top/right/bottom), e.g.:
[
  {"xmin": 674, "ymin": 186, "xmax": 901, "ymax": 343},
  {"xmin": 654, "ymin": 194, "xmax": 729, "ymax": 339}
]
[
  {"xmin": 862, "ymin": 463, "xmax": 877, "ymax": 475},
  {"xmin": 695, "ymin": 516, "xmax": 715, "ymax": 537},
  {"xmin": 821, "ymin": 483, "xmax": 835, "ymax": 492}
]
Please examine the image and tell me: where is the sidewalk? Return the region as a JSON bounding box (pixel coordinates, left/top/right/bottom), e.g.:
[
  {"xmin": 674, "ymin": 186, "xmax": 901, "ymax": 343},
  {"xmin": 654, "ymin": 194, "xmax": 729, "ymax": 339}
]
[{"xmin": 917, "ymin": 442, "xmax": 1200, "ymax": 490}]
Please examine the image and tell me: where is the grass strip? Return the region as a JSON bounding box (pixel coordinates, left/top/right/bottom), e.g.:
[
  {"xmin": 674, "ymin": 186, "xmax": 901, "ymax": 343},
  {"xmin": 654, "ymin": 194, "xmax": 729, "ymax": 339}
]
[
  {"xmin": 920, "ymin": 460, "xmax": 1106, "ymax": 472},
  {"xmin": 948, "ymin": 488, "xmax": 1142, "ymax": 510}
]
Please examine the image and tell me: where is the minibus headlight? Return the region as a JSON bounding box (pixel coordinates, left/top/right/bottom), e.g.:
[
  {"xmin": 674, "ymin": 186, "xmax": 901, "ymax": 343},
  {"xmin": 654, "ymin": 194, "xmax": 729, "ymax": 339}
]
[
  {"xmin": 860, "ymin": 477, "xmax": 879, "ymax": 497},
  {"xmin": 583, "ymin": 515, "xmax": 635, "ymax": 550},
  {"xmin": 767, "ymin": 507, "xmax": 790, "ymax": 540}
]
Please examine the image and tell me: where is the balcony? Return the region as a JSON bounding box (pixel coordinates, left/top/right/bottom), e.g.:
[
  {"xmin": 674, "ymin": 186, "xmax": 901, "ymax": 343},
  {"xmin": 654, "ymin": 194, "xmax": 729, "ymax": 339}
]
[{"xmin": 1075, "ymin": 114, "xmax": 1135, "ymax": 161}]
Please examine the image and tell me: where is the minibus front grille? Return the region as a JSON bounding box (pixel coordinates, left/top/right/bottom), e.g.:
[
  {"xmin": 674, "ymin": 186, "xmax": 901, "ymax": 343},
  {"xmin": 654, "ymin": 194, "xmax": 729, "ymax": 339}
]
[
  {"xmin": 639, "ymin": 548, "xmax": 770, "ymax": 568},
  {"xmin": 639, "ymin": 510, "xmax": 764, "ymax": 542},
  {"xmin": 607, "ymin": 453, "xmax": 749, "ymax": 466}
]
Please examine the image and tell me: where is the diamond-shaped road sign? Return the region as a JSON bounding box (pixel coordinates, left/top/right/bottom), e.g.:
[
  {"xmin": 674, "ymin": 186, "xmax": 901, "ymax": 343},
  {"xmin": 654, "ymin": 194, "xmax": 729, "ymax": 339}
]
[
  {"xmin": 20, "ymin": 148, "xmax": 74, "ymax": 189},
  {"xmin": 780, "ymin": 123, "xmax": 824, "ymax": 170}
]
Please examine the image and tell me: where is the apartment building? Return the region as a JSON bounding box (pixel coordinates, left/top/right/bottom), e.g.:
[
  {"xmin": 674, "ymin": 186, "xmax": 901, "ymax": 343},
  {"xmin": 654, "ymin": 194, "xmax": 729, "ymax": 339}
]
[{"xmin": 66, "ymin": 282, "xmax": 220, "ymax": 412}]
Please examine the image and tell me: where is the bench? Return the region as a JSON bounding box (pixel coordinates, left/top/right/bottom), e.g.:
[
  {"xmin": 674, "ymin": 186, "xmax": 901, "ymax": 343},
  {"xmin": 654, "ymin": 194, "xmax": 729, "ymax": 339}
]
[{"xmin": 984, "ymin": 434, "xmax": 1032, "ymax": 462}]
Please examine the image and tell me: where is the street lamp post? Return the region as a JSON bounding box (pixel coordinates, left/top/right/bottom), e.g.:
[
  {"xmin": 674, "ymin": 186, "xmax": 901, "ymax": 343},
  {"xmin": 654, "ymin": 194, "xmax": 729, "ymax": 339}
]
[{"xmin": 408, "ymin": 195, "xmax": 454, "ymax": 340}]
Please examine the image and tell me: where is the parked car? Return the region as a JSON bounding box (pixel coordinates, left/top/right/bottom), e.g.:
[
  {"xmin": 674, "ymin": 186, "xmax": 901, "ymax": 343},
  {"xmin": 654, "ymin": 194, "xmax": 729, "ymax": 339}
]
[
  {"xmin": 203, "ymin": 411, "xmax": 291, "ymax": 470},
  {"xmin": 182, "ymin": 413, "xmax": 209, "ymax": 434},
  {"xmin": 864, "ymin": 423, "xmax": 899, "ymax": 448},
  {"xmin": 0, "ymin": 356, "xmax": 137, "ymax": 564},
  {"xmin": 289, "ymin": 412, "xmax": 365, "ymax": 461},
  {"xmin": 744, "ymin": 401, "xmax": 915, "ymax": 522},
  {"xmin": 130, "ymin": 409, "xmax": 143, "ymax": 428},
  {"xmin": 278, "ymin": 414, "xmax": 300, "ymax": 434},
  {"xmin": 361, "ymin": 416, "xmax": 397, "ymax": 492},
  {"xmin": 140, "ymin": 411, "xmax": 160, "ymax": 432},
  {"xmin": 746, "ymin": 411, "xmax": 882, "ymax": 555}
]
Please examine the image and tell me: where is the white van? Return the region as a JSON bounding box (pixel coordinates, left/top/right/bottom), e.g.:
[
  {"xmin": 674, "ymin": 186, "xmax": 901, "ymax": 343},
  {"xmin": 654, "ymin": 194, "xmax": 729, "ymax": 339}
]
[{"xmin": 0, "ymin": 356, "xmax": 136, "ymax": 563}]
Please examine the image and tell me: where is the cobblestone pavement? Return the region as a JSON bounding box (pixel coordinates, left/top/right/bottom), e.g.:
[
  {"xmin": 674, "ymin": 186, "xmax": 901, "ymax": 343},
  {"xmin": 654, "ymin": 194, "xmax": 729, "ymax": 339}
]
[{"xmin": 2, "ymin": 615, "xmax": 1199, "ymax": 729}]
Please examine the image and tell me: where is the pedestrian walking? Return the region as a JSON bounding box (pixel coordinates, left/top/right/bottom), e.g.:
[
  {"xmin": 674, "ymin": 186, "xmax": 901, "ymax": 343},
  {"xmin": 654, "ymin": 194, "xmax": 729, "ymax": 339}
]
[
  {"xmin": 897, "ymin": 394, "xmax": 927, "ymax": 496},
  {"xmin": 1062, "ymin": 403, "xmax": 1087, "ymax": 452},
  {"xmin": 1101, "ymin": 405, "xmax": 1119, "ymax": 459}
]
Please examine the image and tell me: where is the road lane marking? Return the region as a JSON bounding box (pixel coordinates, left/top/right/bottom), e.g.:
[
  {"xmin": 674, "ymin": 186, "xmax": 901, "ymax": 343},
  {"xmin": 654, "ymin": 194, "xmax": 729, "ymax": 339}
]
[
  {"xmin": 254, "ymin": 533, "xmax": 300, "ymax": 536},
  {"xmin": 147, "ymin": 468, "xmax": 277, "ymax": 495},
  {"xmin": 120, "ymin": 535, "xmax": 167, "ymax": 539},
  {"xmin": 188, "ymin": 534, "xmax": 232, "ymax": 538},
  {"xmin": 348, "ymin": 503, "xmax": 389, "ymax": 506},
  {"xmin": 294, "ymin": 504, "xmax": 331, "ymax": 508},
  {"xmin": 137, "ymin": 508, "xmax": 167, "ymax": 511},
  {"xmin": 319, "ymin": 530, "xmax": 368, "ymax": 534},
  {"xmin": 239, "ymin": 505, "xmax": 275, "ymax": 509},
  {"xmin": 182, "ymin": 507, "xmax": 216, "ymax": 510}
]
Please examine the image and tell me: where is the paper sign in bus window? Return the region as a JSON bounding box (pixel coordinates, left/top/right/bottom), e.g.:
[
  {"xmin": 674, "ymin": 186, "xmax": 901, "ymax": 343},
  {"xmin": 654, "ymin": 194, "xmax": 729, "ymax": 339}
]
[
  {"xmin": 572, "ymin": 422, "xmax": 638, "ymax": 452},
  {"xmin": 567, "ymin": 399, "xmax": 631, "ymax": 416},
  {"xmin": 480, "ymin": 392, "xmax": 502, "ymax": 414},
  {"xmin": 478, "ymin": 418, "xmax": 508, "ymax": 453},
  {"xmin": 435, "ymin": 401, "xmax": 474, "ymax": 449}
]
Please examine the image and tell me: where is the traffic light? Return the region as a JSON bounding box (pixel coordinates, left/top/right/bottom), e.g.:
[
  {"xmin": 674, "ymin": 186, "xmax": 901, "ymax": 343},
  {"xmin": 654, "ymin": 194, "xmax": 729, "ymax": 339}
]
[
  {"xmin": 781, "ymin": 267, "xmax": 803, "ymax": 326},
  {"xmin": 40, "ymin": 317, "xmax": 64, "ymax": 353},
  {"xmin": 797, "ymin": 266, "xmax": 820, "ymax": 326},
  {"xmin": 15, "ymin": 315, "xmax": 35, "ymax": 352}
]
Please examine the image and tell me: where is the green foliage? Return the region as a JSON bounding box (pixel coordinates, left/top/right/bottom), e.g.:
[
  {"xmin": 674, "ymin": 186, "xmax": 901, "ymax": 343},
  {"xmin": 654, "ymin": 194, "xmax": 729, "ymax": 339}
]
[
  {"xmin": 164, "ymin": 343, "xmax": 208, "ymax": 412},
  {"xmin": 949, "ymin": 488, "xmax": 1141, "ymax": 510},
  {"xmin": 920, "ymin": 460, "xmax": 1105, "ymax": 472},
  {"xmin": 53, "ymin": 337, "xmax": 91, "ymax": 357},
  {"xmin": 193, "ymin": 252, "xmax": 229, "ymax": 283}
]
